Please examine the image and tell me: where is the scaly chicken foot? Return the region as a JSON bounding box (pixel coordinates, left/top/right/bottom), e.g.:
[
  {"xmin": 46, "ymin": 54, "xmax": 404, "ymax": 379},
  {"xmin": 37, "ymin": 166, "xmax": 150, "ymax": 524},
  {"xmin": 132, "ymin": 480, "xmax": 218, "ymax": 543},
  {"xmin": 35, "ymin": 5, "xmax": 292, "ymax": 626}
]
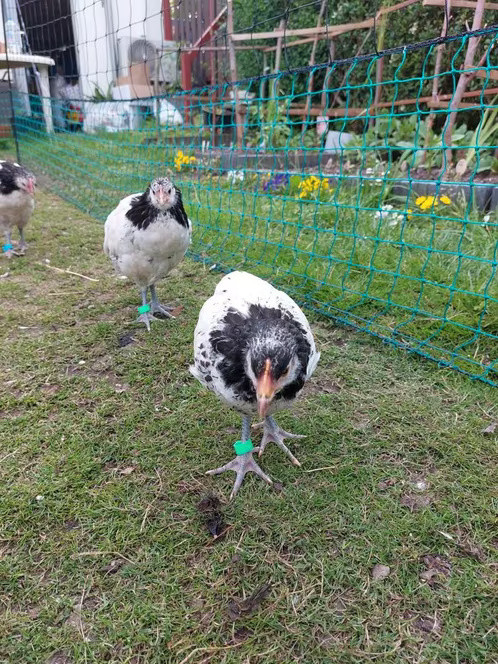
[
  {"xmin": 254, "ymin": 415, "xmax": 304, "ymax": 467},
  {"xmin": 206, "ymin": 416, "xmax": 273, "ymax": 499},
  {"xmin": 149, "ymin": 284, "xmax": 175, "ymax": 319}
]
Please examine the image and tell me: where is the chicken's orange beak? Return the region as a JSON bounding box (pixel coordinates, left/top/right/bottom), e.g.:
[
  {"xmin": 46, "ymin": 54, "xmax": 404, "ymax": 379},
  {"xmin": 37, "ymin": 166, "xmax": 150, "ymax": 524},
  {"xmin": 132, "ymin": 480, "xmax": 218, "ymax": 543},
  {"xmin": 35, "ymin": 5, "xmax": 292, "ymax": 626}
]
[{"xmin": 256, "ymin": 359, "xmax": 276, "ymax": 418}]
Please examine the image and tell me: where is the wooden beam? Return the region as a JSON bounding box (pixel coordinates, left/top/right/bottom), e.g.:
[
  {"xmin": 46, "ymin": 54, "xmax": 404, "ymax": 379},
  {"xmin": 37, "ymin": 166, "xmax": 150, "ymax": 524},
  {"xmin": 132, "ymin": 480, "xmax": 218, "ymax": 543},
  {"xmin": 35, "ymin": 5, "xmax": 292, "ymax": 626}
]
[
  {"xmin": 231, "ymin": 19, "xmax": 374, "ymax": 41},
  {"xmin": 423, "ymin": 0, "xmax": 498, "ymax": 8},
  {"xmin": 191, "ymin": 6, "xmax": 227, "ymax": 49},
  {"xmin": 287, "ymin": 86, "xmax": 498, "ymax": 118},
  {"xmin": 475, "ymin": 68, "xmax": 498, "ymax": 80},
  {"xmin": 427, "ymin": 100, "xmax": 482, "ymax": 107},
  {"xmin": 162, "ymin": 0, "xmax": 173, "ymax": 40},
  {"xmin": 235, "ymin": 0, "xmax": 419, "ymax": 45},
  {"xmin": 181, "ymin": 45, "xmax": 260, "ymax": 52}
]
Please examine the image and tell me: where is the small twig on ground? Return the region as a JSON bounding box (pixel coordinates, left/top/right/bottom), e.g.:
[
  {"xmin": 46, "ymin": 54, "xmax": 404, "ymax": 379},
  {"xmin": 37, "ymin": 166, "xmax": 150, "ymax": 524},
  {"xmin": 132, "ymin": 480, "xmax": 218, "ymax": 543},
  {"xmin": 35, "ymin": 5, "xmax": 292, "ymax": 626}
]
[
  {"xmin": 37, "ymin": 262, "xmax": 99, "ymax": 282},
  {"xmin": 303, "ymin": 464, "xmax": 339, "ymax": 473}
]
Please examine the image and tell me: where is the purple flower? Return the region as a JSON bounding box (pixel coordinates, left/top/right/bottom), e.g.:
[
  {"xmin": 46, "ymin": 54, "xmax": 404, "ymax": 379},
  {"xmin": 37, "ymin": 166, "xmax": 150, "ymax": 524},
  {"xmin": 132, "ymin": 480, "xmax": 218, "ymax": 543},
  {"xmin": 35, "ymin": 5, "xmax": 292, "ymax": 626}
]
[{"xmin": 262, "ymin": 172, "xmax": 290, "ymax": 193}]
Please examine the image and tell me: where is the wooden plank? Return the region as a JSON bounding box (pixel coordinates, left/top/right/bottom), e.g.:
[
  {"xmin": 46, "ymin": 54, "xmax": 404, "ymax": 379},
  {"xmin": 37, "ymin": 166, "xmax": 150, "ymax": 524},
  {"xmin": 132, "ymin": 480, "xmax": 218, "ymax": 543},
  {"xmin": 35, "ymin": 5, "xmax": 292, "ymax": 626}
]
[
  {"xmin": 231, "ymin": 18, "xmax": 374, "ymax": 41},
  {"xmin": 377, "ymin": 0, "xmax": 421, "ymax": 16},
  {"xmin": 288, "ymin": 86, "xmax": 498, "ymax": 117},
  {"xmin": 191, "ymin": 6, "xmax": 227, "ymax": 49},
  {"xmin": 475, "ymin": 68, "xmax": 498, "ymax": 80},
  {"xmin": 423, "ymin": 0, "xmax": 498, "ymax": 8},
  {"xmin": 288, "ymin": 107, "xmax": 367, "ymax": 118},
  {"xmin": 427, "ymin": 100, "xmax": 482, "ymax": 107},
  {"xmin": 236, "ymin": 0, "xmax": 419, "ymax": 46},
  {"xmin": 181, "ymin": 45, "xmax": 258, "ymax": 51}
]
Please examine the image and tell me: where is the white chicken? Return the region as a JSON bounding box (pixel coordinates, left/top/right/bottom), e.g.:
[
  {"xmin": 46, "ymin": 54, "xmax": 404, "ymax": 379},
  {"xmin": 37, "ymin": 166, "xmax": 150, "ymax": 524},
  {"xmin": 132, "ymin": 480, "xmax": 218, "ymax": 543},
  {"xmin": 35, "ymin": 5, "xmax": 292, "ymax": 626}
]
[
  {"xmin": 191, "ymin": 271, "xmax": 320, "ymax": 498},
  {"xmin": 104, "ymin": 177, "xmax": 192, "ymax": 329},
  {"xmin": 0, "ymin": 160, "xmax": 36, "ymax": 258}
]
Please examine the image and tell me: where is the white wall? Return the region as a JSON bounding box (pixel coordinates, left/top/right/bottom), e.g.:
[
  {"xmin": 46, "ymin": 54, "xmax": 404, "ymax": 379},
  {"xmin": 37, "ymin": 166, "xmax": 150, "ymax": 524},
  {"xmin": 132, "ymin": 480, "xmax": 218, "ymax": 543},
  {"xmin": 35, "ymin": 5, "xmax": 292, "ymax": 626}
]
[
  {"xmin": 71, "ymin": 0, "xmax": 164, "ymax": 99},
  {"xmin": 71, "ymin": 0, "xmax": 113, "ymax": 98}
]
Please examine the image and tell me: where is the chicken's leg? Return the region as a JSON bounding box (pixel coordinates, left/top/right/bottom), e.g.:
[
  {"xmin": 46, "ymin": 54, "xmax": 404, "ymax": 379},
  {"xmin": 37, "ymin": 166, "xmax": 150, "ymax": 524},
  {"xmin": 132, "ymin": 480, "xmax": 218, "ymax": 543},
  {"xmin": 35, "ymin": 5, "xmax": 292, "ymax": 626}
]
[
  {"xmin": 206, "ymin": 416, "xmax": 273, "ymax": 500},
  {"xmin": 2, "ymin": 231, "xmax": 13, "ymax": 258},
  {"xmin": 256, "ymin": 415, "xmax": 304, "ymax": 467},
  {"xmin": 136, "ymin": 287, "xmax": 157, "ymax": 331},
  {"xmin": 17, "ymin": 227, "xmax": 27, "ymax": 254},
  {"xmin": 149, "ymin": 284, "xmax": 175, "ymax": 319}
]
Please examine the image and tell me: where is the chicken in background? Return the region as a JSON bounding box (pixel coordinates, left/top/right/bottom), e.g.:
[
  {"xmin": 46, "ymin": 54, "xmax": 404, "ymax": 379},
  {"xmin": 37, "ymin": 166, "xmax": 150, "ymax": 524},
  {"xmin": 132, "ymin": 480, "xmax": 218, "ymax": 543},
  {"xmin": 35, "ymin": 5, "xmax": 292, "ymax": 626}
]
[
  {"xmin": 104, "ymin": 177, "xmax": 192, "ymax": 330},
  {"xmin": 0, "ymin": 160, "xmax": 36, "ymax": 258}
]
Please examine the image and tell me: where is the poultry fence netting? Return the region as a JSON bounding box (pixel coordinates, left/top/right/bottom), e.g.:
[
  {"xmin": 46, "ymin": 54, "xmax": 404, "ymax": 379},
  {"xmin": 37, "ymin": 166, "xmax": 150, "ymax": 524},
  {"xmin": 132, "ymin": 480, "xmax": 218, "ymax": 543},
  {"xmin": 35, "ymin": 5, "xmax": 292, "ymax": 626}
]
[{"xmin": 7, "ymin": 27, "xmax": 498, "ymax": 385}]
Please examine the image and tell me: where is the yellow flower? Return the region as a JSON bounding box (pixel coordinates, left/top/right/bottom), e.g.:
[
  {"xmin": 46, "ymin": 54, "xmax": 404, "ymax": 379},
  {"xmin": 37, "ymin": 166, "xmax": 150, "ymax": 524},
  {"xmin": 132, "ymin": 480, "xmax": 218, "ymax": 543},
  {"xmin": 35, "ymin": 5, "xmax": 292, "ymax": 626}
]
[
  {"xmin": 407, "ymin": 208, "xmax": 413, "ymax": 220},
  {"xmin": 418, "ymin": 195, "xmax": 438, "ymax": 210},
  {"xmin": 439, "ymin": 195, "xmax": 451, "ymax": 204},
  {"xmin": 415, "ymin": 195, "xmax": 426, "ymax": 206}
]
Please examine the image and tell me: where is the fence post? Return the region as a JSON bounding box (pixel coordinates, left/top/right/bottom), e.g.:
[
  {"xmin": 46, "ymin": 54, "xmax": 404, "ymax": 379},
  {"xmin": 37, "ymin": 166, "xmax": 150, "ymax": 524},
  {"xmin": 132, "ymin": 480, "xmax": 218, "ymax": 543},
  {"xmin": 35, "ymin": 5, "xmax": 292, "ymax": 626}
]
[
  {"xmin": 226, "ymin": 0, "xmax": 243, "ymax": 148},
  {"xmin": 0, "ymin": 0, "xmax": 21, "ymax": 161}
]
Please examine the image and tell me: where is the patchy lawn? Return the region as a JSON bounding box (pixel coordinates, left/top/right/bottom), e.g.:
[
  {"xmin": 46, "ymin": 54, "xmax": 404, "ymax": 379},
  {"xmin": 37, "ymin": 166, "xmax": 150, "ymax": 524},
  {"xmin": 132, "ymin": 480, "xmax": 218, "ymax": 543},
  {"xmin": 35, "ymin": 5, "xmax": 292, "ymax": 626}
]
[{"xmin": 0, "ymin": 188, "xmax": 496, "ymax": 664}]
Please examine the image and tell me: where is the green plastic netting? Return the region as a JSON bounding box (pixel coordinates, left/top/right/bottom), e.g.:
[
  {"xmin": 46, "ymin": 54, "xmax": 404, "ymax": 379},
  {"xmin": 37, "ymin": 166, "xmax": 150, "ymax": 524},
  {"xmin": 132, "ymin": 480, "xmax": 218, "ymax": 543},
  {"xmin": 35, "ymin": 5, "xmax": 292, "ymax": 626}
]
[{"xmin": 10, "ymin": 28, "xmax": 498, "ymax": 385}]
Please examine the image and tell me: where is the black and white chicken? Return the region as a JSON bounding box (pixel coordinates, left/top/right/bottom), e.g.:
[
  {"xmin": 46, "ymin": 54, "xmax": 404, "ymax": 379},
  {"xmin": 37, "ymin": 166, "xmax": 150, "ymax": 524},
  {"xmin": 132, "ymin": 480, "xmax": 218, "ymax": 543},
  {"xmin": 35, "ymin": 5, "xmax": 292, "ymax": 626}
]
[
  {"xmin": 0, "ymin": 160, "xmax": 36, "ymax": 258},
  {"xmin": 191, "ymin": 271, "xmax": 320, "ymax": 498},
  {"xmin": 104, "ymin": 177, "xmax": 191, "ymax": 329}
]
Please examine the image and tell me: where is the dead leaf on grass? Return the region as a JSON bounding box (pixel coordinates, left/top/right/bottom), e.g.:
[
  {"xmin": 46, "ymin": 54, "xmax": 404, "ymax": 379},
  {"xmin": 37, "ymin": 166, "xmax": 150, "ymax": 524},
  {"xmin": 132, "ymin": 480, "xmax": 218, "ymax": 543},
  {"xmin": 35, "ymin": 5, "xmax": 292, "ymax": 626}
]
[
  {"xmin": 371, "ymin": 563, "xmax": 391, "ymax": 581},
  {"xmin": 81, "ymin": 596, "xmax": 100, "ymax": 611},
  {"xmin": 63, "ymin": 520, "xmax": 80, "ymax": 530},
  {"xmin": 101, "ymin": 558, "xmax": 125, "ymax": 574},
  {"xmin": 420, "ymin": 554, "xmax": 451, "ymax": 586},
  {"xmin": 231, "ymin": 626, "xmax": 253, "ymax": 644},
  {"xmin": 378, "ymin": 478, "xmax": 396, "ymax": 490},
  {"xmin": 118, "ymin": 333, "xmax": 135, "ymax": 348},
  {"xmin": 482, "ymin": 421, "xmax": 497, "ymax": 435},
  {"xmin": 412, "ymin": 614, "xmax": 442, "ymax": 636},
  {"xmin": 47, "ymin": 653, "xmax": 72, "ymax": 664},
  {"xmin": 197, "ymin": 494, "xmax": 229, "ymax": 539},
  {"xmin": 438, "ymin": 531, "xmax": 486, "ymax": 562},
  {"xmin": 65, "ymin": 610, "xmax": 86, "ymax": 632},
  {"xmin": 400, "ymin": 493, "xmax": 432, "ymax": 511},
  {"xmin": 119, "ymin": 466, "xmax": 135, "ymax": 476},
  {"xmin": 227, "ymin": 582, "xmax": 272, "ymax": 620},
  {"xmin": 169, "ymin": 305, "xmax": 184, "ymax": 317}
]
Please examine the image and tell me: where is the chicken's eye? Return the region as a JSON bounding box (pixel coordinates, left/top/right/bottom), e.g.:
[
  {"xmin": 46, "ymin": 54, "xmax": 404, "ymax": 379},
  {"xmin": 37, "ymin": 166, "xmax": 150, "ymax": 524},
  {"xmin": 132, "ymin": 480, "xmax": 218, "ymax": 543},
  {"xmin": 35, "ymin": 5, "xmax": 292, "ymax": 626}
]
[
  {"xmin": 281, "ymin": 367, "xmax": 289, "ymax": 377},
  {"xmin": 168, "ymin": 188, "xmax": 172, "ymax": 194}
]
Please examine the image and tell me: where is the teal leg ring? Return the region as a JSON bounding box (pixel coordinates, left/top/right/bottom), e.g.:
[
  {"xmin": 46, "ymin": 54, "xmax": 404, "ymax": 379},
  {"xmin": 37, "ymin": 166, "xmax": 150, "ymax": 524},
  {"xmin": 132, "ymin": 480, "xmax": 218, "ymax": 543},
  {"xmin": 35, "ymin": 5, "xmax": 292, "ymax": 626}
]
[{"xmin": 234, "ymin": 440, "xmax": 254, "ymax": 455}]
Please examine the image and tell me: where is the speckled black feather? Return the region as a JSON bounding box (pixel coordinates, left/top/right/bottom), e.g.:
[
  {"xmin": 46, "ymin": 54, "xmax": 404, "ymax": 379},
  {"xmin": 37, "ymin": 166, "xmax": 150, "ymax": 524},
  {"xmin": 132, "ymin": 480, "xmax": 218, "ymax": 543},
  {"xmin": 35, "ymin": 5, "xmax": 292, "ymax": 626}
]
[
  {"xmin": 126, "ymin": 185, "xmax": 189, "ymax": 231},
  {"xmin": 125, "ymin": 187, "xmax": 158, "ymax": 230},
  {"xmin": 169, "ymin": 187, "xmax": 189, "ymax": 229},
  {"xmin": 209, "ymin": 304, "xmax": 311, "ymax": 403},
  {"xmin": 0, "ymin": 161, "xmax": 32, "ymax": 195}
]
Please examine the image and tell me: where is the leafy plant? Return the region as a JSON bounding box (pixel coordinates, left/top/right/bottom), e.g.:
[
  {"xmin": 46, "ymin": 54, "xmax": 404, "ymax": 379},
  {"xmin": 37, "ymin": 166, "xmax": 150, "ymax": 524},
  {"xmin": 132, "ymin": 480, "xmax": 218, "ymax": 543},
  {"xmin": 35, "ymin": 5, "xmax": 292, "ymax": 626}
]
[
  {"xmin": 248, "ymin": 99, "xmax": 291, "ymax": 148},
  {"xmin": 88, "ymin": 83, "xmax": 113, "ymax": 102},
  {"xmin": 457, "ymin": 96, "xmax": 498, "ymax": 175}
]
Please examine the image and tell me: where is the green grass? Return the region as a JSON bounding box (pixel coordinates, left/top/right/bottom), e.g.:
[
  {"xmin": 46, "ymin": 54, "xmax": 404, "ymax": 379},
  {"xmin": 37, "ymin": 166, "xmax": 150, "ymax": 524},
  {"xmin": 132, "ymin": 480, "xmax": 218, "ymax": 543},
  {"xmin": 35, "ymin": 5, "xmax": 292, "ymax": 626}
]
[
  {"xmin": 14, "ymin": 126, "xmax": 498, "ymax": 384},
  {"xmin": 0, "ymin": 189, "xmax": 496, "ymax": 664}
]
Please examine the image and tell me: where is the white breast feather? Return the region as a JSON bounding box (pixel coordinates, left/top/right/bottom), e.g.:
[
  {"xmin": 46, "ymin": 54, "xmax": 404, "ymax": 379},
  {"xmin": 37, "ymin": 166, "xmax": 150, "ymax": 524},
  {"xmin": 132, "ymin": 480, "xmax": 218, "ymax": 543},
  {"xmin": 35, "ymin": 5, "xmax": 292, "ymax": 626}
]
[{"xmin": 0, "ymin": 190, "xmax": 34, "ymax": 231}]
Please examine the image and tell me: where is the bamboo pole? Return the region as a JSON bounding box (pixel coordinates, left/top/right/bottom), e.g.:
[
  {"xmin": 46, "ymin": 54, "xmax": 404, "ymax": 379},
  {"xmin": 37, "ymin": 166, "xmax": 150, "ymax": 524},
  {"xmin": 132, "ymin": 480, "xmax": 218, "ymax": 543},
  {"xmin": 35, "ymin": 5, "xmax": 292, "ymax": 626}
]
[
  {"xmin": 421, "ymin": 0, "xmax": 452, "ymax": 165},
  {"xmin": 441, "ymin": 0, "xmax": 486, "ymax": 171},
  {"xmin": 302, "ymin": 0, "xmax": 327, "ymax": 132},
  {"xmin": 371, "ymin": 7, "xmax": 389, "ymax": 128}
]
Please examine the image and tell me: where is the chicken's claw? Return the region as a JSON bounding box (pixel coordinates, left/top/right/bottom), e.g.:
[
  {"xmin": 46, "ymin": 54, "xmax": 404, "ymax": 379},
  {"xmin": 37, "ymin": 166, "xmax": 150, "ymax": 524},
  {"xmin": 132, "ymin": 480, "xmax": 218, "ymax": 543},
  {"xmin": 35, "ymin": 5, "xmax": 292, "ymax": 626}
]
[{"xmin": 206, "ymin": 448, "xmax": 273, "ymax": 500}]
